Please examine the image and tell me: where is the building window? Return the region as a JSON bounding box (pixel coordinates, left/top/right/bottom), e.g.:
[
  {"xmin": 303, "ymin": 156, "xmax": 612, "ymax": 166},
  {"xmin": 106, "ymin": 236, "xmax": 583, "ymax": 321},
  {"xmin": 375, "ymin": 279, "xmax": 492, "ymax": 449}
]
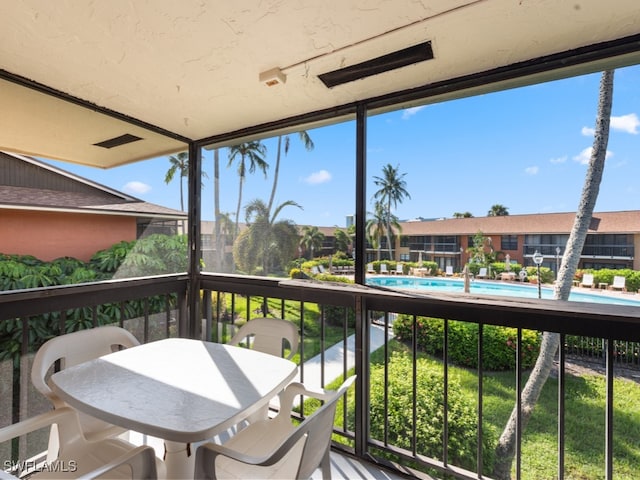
[{"xmin": 501, "ymin": 235, "xmax": 518, "ymax": 250}]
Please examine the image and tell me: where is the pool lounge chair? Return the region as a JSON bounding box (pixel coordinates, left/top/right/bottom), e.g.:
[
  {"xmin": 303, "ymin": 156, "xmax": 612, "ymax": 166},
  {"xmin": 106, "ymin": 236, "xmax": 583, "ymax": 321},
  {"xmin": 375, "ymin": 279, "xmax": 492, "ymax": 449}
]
[
  {"xmin": 394, "ymin": 263, "xmax": 404, "ymax": 275},
  {"xmin": 445, "ymin": 266, "xmax": 453, "ymax": 276},
  {"xmin": 380, "ymin": 264, "xmax": 389, "ymax": 274},
  {"xmin": 476, "ymin": 267, "xmax": 489, "ymax": 279},
  {"xmin": 367, "ymin": 263, "xmax": 375, "ymax": 274},
  {"xmin": 579, "ymin": 273, "xmax": 594, "ymax": 288},
  {"xmin": 609, "ymin": 275, "xmax": 626, "ymax": 292}
]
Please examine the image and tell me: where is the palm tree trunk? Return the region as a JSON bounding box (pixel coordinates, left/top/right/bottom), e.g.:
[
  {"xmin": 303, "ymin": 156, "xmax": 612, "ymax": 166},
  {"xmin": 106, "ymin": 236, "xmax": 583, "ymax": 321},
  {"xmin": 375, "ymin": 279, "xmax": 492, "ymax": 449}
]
[
  {"xmin": 492, "ymin": 70, "xmax": 614, "ymax": 480},
  {"xmin": 213, "ymin": 149, "xmax": 223, "ymax": 272},
  {"xmin": 267, "ymin": 136, "xmax": 282, "ymax": 214}
]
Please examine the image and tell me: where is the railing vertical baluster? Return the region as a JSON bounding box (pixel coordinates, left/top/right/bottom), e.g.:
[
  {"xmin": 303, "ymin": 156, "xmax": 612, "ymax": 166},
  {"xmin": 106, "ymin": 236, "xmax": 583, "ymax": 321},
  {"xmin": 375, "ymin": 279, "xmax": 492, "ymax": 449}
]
[
  {"xmin": 558, "ymin": 333, "xmax": 566, "ymax": 480},
  {"xmin": 165, "ymin": 295, "xmax": 171, "ymax": 339},
  {"xmin": 477, "ymin": 322, "xmax": 484, "ymax": 475},
  {"xmin": 443, "ymin": 317, "xmax": 449, "ymax": 467},
  {"xmin": 143, "ymin": 297, "xmax": 149, "ymax": 344},
  {"xmin": 605, "ymin": 339, "xmax": 614, "ymax": 480},
  {"xmin": 320, "ymin": 304, "xmax": 325, "ymax": 387},
  {"xmin": 299, "ymin": 301, "xmax": 305, "ymax": 385},
  {"xmin": 412, "ymin": 313, "xmax": 418, "ymax": 456},
  {"xmin": 383, "ymin": 311, "xmax": 390, "ymax": 447},
  {"xmin": 516, "ymin": 328, "xmax": 523, "ymax": 480},
  {"xmin": 202, "ymin": 290, "xmax": 212, "ymax": 342}
]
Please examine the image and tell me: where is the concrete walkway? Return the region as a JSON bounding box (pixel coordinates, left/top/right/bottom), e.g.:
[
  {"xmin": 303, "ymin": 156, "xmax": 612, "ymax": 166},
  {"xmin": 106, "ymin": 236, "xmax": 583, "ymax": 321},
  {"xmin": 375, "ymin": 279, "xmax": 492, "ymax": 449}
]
[{"xmin": 294, "ymin": 321, "xmax": 394, "ymax": 390}]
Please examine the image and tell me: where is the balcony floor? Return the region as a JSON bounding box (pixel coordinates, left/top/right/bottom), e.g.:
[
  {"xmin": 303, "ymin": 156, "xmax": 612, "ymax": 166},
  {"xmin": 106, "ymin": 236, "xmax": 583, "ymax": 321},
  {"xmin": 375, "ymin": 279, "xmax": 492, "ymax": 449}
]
[{"xmin": 131, "ymin": 432, "xmax": 409, "ymax": 479}]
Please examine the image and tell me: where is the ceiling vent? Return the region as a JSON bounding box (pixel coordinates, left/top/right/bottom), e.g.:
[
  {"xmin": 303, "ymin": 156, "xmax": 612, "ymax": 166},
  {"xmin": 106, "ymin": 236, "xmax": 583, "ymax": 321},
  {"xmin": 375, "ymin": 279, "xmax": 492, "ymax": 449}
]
[
  {"xmin": 318, "ymin": 41, "xmax": 434, "ymax": 88},
  {"xmin": 93, "ymin": 134, "xmax": 143, "ymax": 149}
]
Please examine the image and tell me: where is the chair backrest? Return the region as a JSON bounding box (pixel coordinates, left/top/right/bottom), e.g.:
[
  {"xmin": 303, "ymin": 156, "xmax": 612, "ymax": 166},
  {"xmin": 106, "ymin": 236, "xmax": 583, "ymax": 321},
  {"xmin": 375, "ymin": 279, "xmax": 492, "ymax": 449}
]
[
  {"xmin": 478, "ymin": 267, "xmax": 487, "ymax": 277},
  {"xmin": 582, "ymin": 273, "xmax": 594, "ymax": 285},
  {"xmin": 446, "ymin": 266, "xmax": 453, "ymax": 275},
  {"xmin": 228, "ymin": 317, "xmax": 299, "ymax": 360},
  {"xmin": 380, "ymin": 264, "xmax": 388, "ymax": 273},
  {"xmin": 194, "ymin": 375, "xmax": 356, "ymax": 480},
  {"xmin": 32, "ymin": 326, "xmax": 140, "ymax": 408},
  {"xmin": 396, "ymin": 263, "xmax": 403, "ymax": 273},
  {"xmin": 613, "ymin": 275, "xmax": 626, "ymax": 287}
]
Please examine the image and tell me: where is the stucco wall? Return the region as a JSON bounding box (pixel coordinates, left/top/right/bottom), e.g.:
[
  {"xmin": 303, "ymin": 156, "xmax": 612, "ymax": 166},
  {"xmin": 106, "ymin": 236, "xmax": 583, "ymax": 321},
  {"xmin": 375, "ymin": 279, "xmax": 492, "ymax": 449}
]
[{"xmin": 1, "ymin": 209, "xmax": 136, "ymax": 262}]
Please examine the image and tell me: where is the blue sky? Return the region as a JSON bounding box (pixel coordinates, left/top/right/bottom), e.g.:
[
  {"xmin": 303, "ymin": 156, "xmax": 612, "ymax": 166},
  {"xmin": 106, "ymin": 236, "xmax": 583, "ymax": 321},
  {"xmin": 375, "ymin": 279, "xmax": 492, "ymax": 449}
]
[{"xmin": 46, "ymin": 64, "xmax": 640, "ymax": 228}]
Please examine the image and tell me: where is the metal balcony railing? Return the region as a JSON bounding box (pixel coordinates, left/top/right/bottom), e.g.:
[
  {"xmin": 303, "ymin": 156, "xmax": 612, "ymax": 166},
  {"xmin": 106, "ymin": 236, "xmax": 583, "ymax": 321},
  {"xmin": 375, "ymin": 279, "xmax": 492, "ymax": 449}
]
[{"xmin": 1, "ymin": 273, "xmax": 640, "ymax": 479}]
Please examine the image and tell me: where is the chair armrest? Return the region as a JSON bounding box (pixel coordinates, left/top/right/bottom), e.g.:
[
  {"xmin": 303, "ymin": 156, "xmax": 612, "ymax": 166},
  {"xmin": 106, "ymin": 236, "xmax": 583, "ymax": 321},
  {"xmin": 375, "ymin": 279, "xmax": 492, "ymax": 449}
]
[
  {"xmin": 0, "ymin": 408, "xmax": 79, "ymax": 444},
  {"xmin": 76, "ymin": 445, "xmax": 157, "ymax": 480}
]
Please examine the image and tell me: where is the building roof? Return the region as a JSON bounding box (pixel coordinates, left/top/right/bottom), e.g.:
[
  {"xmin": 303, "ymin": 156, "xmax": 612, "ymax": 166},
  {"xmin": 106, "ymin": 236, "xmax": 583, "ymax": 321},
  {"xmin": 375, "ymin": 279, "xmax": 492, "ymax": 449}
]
[
  {"xmin": 1, "ymin": 1, "xmax": 639, "ymax": 167},
  {"xmin": 0, "ymin": 152, "xmax": 187, "ymax": 219},
  {"xmin": 398, "ymin": 211, "xmax": 640, "ymax": 236}
]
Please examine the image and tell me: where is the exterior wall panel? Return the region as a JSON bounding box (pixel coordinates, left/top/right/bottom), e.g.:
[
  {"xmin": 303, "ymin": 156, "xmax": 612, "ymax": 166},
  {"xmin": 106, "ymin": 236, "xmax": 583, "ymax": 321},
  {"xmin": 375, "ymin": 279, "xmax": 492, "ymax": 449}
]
[{"xmin": 1, "ymin": 209, "xmax": 136, "ymax": 262}]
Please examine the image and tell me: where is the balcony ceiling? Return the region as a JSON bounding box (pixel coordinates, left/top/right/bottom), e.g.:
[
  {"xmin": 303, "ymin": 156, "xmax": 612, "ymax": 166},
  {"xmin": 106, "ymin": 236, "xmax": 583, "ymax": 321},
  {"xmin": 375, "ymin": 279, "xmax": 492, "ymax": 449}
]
[{"xmin": 1, "ymin": 0, "xmax": 640, "ymax": 168}]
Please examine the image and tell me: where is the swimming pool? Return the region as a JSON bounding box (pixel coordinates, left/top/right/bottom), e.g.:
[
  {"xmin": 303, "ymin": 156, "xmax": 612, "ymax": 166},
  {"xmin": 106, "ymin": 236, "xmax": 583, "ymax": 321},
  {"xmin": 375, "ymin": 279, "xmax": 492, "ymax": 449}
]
[{"xmin": 366, "ymin": 276, "xmax": 640, "ymax": 307}]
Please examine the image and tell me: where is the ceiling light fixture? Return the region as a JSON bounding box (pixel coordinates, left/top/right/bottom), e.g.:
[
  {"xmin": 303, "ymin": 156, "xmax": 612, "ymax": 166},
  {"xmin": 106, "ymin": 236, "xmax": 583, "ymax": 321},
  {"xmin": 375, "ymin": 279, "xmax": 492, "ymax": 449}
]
[
  {"xmin": 259, "ymin": 67, "xmax": 287, "ymax": 87},
  {"xmin": 318, "ymin": 41, "xmax": 434, "ymax": 88}
]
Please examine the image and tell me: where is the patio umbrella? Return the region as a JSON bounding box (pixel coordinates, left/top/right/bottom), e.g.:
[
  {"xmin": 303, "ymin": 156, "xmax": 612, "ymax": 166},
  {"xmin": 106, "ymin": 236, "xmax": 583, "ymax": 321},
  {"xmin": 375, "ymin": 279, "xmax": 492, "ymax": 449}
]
[{"xmin": 463, "ymin": 265, "xmax": 470, "ymax": 293}]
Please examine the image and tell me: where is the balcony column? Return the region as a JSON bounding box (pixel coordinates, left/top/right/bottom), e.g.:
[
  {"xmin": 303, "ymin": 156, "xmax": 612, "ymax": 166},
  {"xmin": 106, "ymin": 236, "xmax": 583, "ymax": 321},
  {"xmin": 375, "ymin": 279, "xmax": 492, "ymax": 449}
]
[{"xmin": 186, "ymin": 142, "xmax": 202, "ymax": 339}]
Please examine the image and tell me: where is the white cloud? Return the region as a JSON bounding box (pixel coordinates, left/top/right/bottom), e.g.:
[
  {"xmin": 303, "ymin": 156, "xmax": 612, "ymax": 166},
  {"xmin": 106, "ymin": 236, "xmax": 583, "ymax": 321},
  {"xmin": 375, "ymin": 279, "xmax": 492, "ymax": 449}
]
[
  {"xmin": 123, "ymin": 181, "xmax": 151, "ymax": 194},
  {"xmin": 573, "ymin": 147, "xmax": 613, "ymax": 165},
  {"xmin": 611, "ymin": 113, "xmax": 640, "ymax": 134},
  {"xmin": 303, "ymin": 170, "xmax": 332, "ymax": 184},
  {"xmin": 549, "ymin": 155, "xmax": 567, "ymax": 164},
  {"xmin": 401, "ymin": 106, "xmax": 426, "ymax": 120},
  {"xmin": 525, "ymin": 166, "xmax": 539, "ymax": 175},
  {"xmin": 581, "ymin": 113, "xmax": 639, "ymax": 136}
]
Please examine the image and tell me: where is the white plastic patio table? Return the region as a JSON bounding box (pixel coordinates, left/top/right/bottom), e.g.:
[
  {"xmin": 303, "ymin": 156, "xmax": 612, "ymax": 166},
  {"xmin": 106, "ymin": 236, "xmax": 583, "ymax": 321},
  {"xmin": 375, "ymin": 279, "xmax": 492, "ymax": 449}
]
[{"xmin": 49, "ymin": 337, "xmax": 298, "ymax": 479}]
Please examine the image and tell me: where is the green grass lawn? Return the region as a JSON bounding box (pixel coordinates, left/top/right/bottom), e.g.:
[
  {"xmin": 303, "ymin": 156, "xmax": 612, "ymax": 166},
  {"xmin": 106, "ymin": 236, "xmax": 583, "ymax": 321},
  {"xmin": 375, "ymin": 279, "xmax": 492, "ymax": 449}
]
[{"xmin": 371, "ymin": 340, "xmax": 640, "ymax": 479}]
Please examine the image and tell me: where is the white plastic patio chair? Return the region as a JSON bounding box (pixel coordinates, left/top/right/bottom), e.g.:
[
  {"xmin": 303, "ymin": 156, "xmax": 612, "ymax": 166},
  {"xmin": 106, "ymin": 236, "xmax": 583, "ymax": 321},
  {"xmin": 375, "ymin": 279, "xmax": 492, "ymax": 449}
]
[
  {"xmin": 31, "ymin": 326, "xmax": 141, "ymax": 457},
  {"xmin": 394, "ymin": 263, "xmax": 404, "ymax": 275},
  {"xmin": 0, "ymin": 407, "xmax": 163, "ymax": 479},
  {"xmin": 227, "ymin": 317, "xmax": 300, "ymax": 428},
  {"xmin": 445, "ymin": 265, "xmax": 454, "ymax": 276},
  {"xmin": 476, "ymin": 267, "xmax": 489, "ymax": 279},
  {"xmin": 366, "ymin": 263, "xmax": 375, "ymax": 274},
  {"xmin": 380, "ymin": 263, "xmax": 388, "ymax": 274},
  {"xmin": 194, "ymin": 375, "xmax": 356, "ymax": 480},
  {"xmin": 228, "ymin": 317, "xmax": 299, "ymax": 360}
]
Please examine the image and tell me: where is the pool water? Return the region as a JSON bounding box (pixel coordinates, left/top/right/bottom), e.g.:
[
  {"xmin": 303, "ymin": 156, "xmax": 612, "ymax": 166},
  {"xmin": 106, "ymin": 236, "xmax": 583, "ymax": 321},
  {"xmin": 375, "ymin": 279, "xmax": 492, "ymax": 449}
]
[{"xmin": 367, "ymin": 276, "xmax": 640, "ymax": 307}]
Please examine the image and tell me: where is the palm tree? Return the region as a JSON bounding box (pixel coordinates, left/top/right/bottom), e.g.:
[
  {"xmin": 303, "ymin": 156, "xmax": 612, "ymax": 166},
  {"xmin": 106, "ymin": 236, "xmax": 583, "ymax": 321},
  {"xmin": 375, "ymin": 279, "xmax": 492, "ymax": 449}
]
[
  {"xmin": 267, "ymin": 131, "xmax": 314, "ymax": 213},
  {"xmin": 299, "ymin": 226, "xmax": 325, "ymax": 259},
  {"xmin": 367, "ymin": 202, "xmax": 401, "ymax": 262},
  {"xmin": 333, "ymin": 228, "xmax": 352, "ymax": 254},
  {"xmin": 227, "ymin": 141, "xmax": 268, "ymax": 240},
  {"xmin": 453, "ymin": 211, "xmax": 474, "ymax": 218},
  {"xmin": 165, "ymin": 151, "xmax": 208, "ymax": 233},
  {"xmin": 493, "ymin": 70, "xmax": 615, "ymax": 479},
  {"xmin": 236, "ymin": 198, "xmax": 301, "ymax": 274},
  {"xmin": 373, "ymin": 164, "xmax": 410, "ymax": 260},
  {"xmin": 487, "ymin": 204, "xmax": 509, "ymax": 216},
  {"xmin": 213, "ymin": 148, "xmax": 223, "ymax": 271}
]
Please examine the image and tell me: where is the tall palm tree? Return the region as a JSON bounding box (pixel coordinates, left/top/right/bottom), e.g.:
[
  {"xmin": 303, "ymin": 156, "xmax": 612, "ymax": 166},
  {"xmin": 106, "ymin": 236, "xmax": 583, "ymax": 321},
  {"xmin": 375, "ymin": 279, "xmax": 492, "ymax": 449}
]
[
  {"xmin": 227, "ymin": 141, "xmax": 268, "ymax": 240},
  {"xmin": 487, "ymin": 204, "xmax": 509, "ymax": 216},
  {"xmin": 493, "ymin": 70, "xmax": 615, "ymax": 479},
  {"xmin": 267, "ymin": 131, "xmax": 314, "ymax": 213},
  {"xmin": 237, "ymin": 198, "xmax": 301, "ymax": 274},
  {"xmin": 164, "ymin": 152, "xmax": 189, "ymax": 213},
  {"xmin": 367, "ymin": 202, "xmax": 392, "ymax": 261},
  {"xmin": 213, "ymin": 148, "xmax": 223, "ymax": 271},
  {"xmin": 165, "ymin": 151, "xmax": 208, "ymax": 233},
  {"xmin": 373, "ymin": 164, "xmax": 410, "ymax": 259},
  {"xmin": 299, "ymin": 226, "xmax": 325, "ymax": 259}
]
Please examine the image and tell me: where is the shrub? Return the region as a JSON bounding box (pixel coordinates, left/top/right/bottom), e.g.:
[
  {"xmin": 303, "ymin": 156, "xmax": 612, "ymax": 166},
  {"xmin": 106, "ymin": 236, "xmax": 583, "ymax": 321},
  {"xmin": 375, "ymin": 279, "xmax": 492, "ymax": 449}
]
[
  {"xmin": 393, "ymin": 315, "xmax": 541, "ymax": 370},
  {"xmin": 369, "ymin": 352, "xmax": 496, "ymax": 474}
]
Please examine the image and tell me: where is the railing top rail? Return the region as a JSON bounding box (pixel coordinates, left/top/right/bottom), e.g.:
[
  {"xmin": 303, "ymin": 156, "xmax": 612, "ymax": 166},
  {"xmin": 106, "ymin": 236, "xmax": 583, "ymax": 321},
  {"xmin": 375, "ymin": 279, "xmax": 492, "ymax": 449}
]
[{"xmin": 0, "ymin": 273, "xmax": 188, "ymax": 320}]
